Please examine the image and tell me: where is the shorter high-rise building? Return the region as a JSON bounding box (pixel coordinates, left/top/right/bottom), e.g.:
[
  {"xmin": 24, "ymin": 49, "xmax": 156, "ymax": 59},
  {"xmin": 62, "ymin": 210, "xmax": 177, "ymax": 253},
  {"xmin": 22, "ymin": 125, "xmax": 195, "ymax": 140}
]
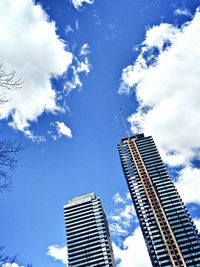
[{"xmin": 64, "ymin": 193, "xmax": 116, "ymax": 267}]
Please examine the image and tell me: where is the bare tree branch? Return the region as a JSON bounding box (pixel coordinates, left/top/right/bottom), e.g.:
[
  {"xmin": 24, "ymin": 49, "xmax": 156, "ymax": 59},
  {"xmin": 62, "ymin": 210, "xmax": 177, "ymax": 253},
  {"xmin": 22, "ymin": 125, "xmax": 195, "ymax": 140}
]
[
  {"xmin": 0, "ymin": 63, "xmax": 23, "ymax": 104},
  {"xmin": 0, "ymin": 64, "xmax": 24, "ymax": 193},
  {"xmin": 0, "ymin": 63, "xmax": 23, "ymax": 91},
  {"xmin": 0, "ymin": 139, "xmax": 23, "ymax": 193},
  {"xmin": 0, "ymin": 66, "xmax": 28, "ymax": 266},
  {"xmin": 0, "ymin": 246, "xmax": 31, "ymax": 267}
]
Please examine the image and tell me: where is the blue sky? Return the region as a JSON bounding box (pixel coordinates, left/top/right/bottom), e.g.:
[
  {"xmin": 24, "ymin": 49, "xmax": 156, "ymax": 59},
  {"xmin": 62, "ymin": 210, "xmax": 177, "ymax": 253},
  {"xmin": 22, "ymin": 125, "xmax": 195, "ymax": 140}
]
[{"xmin": 0, "ymin": 0, "xmax": 200, "ymax": 266}]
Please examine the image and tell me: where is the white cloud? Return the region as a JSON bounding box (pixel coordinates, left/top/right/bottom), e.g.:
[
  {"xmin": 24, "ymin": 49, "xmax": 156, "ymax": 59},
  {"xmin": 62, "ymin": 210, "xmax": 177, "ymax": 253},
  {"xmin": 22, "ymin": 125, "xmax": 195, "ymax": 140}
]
[
  {"xmin": 0, "ymin": 0, "xmax": 73, "ymax": 139},
  {"xmin": 77, "ymin": 57, "xmax": 90, "ymax": 74},
  {"xmin": 194, "ymin": 218, "xmax": 200, "ymax": 232},
  {"xmin": 119, "ymin": 8, "xmax": 200, "ymax": 205},
  {"xmin": 113, "ymin": 193, "xmax": 126, "ymax": 204},
  {"xmin": 175, "ymin": 165, "xmax": 200, "ymax": 204},
  {"xmin": 75, "ymin": 20, "xmax": 79, "ymax": 31},
  {"xmin": 94, "ymin": 13, "xmax": 101, "ymax": 26},
  {"xmin": 109, "ymin": 205, "xmax": 136, "ymax": 236},
  {"xmin": 63, "ymin": 45, "xmax": 91, "ymax": 95},
  {"xmin": 65, "ymin": 25, "xmax": 74, "ymax": 35},
  {"xmin": 113, "ymin": 227, "xmax": 151, "ymax": 267},
  {"xmin": 55, "ymin": 121, "xmax": 72, "ymax": 138},
  {"xmin": 47, "ymin": 244, "xmax": 68, "ymax": 266},
  {"xmin": 109, "ymin": 193, "xmax": 136, "ymax": 236},
  {"xmin": 119, "ymin": 9, "xmax": 200, "ymax": 166},
  {"xmin": 110, "ymin": 223, "xmax": 128, "ymax": 236},
  {"xmin": 3, "ymin": 264, "xmax": 23, "ymax": 267},
  {"xmin": 63, "ymin": 59, "xmax": 90, "ymax": 95},
  {"xmin": 80, "ymin": 43, "xmax": 90, "ymax": 56},
  {"xmin": 70, "ymin": 0, "xmax": 94, "ymax": 10},
  {"xmin": 174, "ymin": 8, "xmax": 192, "ymax": 17}
]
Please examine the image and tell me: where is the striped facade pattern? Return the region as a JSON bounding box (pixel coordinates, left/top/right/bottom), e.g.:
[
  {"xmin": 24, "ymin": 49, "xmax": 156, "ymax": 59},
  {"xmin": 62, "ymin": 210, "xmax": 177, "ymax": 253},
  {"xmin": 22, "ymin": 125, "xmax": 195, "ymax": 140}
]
[
  {"xmin": 64, "ymin": 193, "xmax": 116, "ymax": 267},
  {"xmin": 118, "ymin": 134, "xmax": 200, "ymax": 267}
]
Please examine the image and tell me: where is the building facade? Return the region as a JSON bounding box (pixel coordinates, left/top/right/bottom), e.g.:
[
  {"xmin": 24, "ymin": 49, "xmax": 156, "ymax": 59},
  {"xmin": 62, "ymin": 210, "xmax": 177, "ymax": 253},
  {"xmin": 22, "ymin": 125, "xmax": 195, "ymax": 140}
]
[
  {"xmin": 64, "ymin": 193, "xmax": 116, "ymax": 267},
  {"xmin": 118, "ymin": 134, "xmax": 200, "ymax": 267}
]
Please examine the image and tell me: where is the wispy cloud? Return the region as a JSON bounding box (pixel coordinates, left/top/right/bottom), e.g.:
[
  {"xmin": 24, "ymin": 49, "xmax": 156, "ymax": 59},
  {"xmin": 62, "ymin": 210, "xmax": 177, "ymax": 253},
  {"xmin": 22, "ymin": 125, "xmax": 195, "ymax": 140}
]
[
  {"xmin": 109, "ymin": 193, "xmax": 150, "ymax": 266},
  {"xmin": 174, "ymin": 8, "xmax": 192, "ymax": 17},
  {"xmin": 94, "ymin": 12, "xmax": 101, "ymax": 26},
  {"xmin": 80, "ymin": 43, "xmax": 90, "ymax": 56},
  {"xmin": 70, "ymin": 0, "xmax": 95, "ymax": 10},
  {"xmin": 119, "ymin": 8, "xmax": 200, "ymax": 205},
  {"xmin": 47, "ymin": 244, "xmax": 68, "ymax": 266},
  {"xmin": 65, "ymin": 25, "xmax": 74, "ymax": 35},
  {"xmin": 2, "ymin": 264, "xmax": 22, "ymax": 267},
  {"xmin": 109, "ymin": 193, "xmax": 136, "ymax": 237},
  {"xmin": 63, "ymin": 44, "xmax": 91, "ymax": 96},
  {"xmin": 65, "ymin": 20, "xmax": 80, "ymax": 36},
  {"xmin": 113, "ymin": 192, "xmax": 126, "ymax": 204}
]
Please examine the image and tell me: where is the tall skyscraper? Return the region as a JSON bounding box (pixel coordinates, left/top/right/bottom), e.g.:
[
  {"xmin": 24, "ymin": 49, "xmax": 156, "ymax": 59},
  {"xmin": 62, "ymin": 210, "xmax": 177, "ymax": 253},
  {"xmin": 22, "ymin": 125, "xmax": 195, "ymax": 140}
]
[
  {"xmin": 64, "ymin": 193, "xmax": 116, "ymax": 267},
  {"xmin": 118, "ymin": 134, "xmax": 200, "ymax": 267}
]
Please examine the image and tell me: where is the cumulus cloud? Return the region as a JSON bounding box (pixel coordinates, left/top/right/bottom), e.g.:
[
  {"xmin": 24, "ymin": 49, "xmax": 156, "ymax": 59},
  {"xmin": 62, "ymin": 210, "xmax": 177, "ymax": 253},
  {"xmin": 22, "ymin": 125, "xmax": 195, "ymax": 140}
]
[
  {"xmin": 47, "ymin": 244, "xmax": 68, "ymax": 266},
  {"xmin": 194, "ymin": 218, "xmax": 200, "ymax": 232},
  {"xmin": 119, "ymin": 8, "xmax": 200, "ymax": 205},
  {"xmin": 113, "ymin": 227, "xmax": 151, "ymax": 267},
  {"xmin": 175, "ymin": 165, "xmax": 200, "ymax": 204},
  {"xmin": 55, "ymin": 121, "xmax": 72, "ymax": 138},
  {"xmin": 0, "ymin": 0, "xmax": 73, "ymax": 140},
  {"xmin": 70, "ymin": 0, "xmax": 95, "ymax": 10}
]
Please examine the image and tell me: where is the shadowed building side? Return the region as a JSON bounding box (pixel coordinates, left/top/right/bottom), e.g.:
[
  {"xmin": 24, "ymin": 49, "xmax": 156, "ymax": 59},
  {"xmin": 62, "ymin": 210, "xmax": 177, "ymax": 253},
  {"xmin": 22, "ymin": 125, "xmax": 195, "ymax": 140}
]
[
  {"xmin": 64, "ymin": 193, "xmax": 116, "ymax": 267},
  {"xmin": 118, "ymin": 134, "xmax": 200, "ymax": 267}
]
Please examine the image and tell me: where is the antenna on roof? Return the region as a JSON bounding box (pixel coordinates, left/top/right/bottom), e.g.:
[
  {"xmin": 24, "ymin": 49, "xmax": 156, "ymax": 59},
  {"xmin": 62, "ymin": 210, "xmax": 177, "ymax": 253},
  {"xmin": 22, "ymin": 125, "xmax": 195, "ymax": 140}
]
[{"xmin": 119, "ymin": 108, "xmax": 130, "ymax": 138}]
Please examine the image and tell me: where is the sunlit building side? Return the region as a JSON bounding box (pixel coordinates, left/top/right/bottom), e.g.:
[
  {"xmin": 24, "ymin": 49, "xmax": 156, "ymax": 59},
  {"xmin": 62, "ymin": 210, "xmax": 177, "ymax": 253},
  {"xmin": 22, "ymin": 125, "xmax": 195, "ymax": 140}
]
[{"xmin": 64, "ymin": 193, "xmax": 116, "ymax": 267}]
